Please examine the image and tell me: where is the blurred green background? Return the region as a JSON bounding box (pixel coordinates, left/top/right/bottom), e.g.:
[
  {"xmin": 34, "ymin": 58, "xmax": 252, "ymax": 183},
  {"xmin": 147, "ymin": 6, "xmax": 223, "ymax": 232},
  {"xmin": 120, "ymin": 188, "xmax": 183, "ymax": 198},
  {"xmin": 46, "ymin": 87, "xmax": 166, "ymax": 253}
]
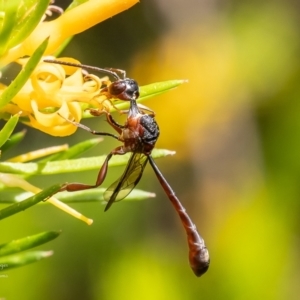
[{"xmin": 1, "ymin": 0, "xmax": 300, "ymax": 299}]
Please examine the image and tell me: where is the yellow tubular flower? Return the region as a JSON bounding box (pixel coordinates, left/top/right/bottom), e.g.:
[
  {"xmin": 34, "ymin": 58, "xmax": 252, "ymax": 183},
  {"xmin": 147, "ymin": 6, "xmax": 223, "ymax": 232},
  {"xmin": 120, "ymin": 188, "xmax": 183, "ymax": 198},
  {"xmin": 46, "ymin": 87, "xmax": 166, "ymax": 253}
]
[
  {"xmin": 1, "ymin": 0, "xmax": 139, "ymax": 65},
  {"xmin": 0, "ymin": 57, "xmax": 109, "ymax": 136}
]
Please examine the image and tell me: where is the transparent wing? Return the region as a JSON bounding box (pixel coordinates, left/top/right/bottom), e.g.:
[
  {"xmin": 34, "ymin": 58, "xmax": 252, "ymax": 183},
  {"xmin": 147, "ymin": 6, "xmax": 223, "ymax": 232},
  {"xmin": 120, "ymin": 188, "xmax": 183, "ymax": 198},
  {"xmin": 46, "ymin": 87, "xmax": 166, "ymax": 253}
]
[{"xmin": 104, "ymin": 152, "xmax": 149, "ymax": 211}]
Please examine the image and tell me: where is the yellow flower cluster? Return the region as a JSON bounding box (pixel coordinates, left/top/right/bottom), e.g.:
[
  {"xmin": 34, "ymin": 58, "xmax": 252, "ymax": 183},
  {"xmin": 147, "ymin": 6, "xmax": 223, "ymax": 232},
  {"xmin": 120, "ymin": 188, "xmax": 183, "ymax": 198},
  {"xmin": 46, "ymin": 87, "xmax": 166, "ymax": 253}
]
[
  {"xmin": 0, "ymin": 0, "xmax": 139, "ymax": 136},
  {"xmin": 0, "ymin": 0, "xmax": 139, "ymax": 223},
  {"xmin": 0, "ymin": 57, "xmax": 110, "ymax": 136},
  {"xmin": 1, "ymin": 0, "xmax": 139, "ymax": 66}
]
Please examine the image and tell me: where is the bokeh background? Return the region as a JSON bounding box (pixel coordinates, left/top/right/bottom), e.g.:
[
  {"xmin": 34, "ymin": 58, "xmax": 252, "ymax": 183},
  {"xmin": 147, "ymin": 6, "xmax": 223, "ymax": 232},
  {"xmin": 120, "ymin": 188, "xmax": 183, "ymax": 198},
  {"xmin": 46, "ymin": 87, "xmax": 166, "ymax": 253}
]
[{"xmin": 1, "ymin": 0, "xmax": 300, "ymax": 299}]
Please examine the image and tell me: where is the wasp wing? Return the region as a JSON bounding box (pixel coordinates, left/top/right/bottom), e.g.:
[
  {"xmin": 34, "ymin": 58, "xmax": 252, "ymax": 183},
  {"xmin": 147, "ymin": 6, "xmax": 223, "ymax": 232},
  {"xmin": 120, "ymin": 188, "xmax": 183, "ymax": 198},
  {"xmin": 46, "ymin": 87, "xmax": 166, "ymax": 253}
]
[{"xmin": 104, "ymin": 152, "xmax": 149, "ymax": 211}]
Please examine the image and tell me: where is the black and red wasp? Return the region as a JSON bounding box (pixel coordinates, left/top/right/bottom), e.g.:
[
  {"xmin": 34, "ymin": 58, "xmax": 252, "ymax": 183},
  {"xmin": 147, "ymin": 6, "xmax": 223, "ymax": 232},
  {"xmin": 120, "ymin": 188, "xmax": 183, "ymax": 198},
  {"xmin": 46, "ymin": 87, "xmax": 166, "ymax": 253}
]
[{"xmin": 44, "ymin": 59, "xmax": 210, "ymax": 277}]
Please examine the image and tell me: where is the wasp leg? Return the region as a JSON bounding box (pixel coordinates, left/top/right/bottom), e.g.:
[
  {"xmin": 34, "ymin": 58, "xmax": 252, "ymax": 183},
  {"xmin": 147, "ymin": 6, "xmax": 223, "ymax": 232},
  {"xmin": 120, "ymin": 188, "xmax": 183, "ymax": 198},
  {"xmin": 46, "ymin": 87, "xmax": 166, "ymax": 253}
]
[
  {"xmin": 60, "ymin": 146, "xmax": 126, "ymax": 192},
  {"xmin": 58, "ymin": 113, "xmax": 120, "ymax": 140}
]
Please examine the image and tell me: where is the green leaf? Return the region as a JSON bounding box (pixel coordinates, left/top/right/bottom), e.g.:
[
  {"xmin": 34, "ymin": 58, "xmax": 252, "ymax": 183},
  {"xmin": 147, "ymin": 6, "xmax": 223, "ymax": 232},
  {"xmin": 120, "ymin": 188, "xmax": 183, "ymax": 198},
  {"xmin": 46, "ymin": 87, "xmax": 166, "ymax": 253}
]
[
  {"xmin": 57, "ymin": 188, "xmax": 155, "ymax": 203},
  {"xmin": 82, "ymin": 79, "xmax": 187, "ymax": 118},
  {"xmin": 40, "ymin": 138, "xmax": 103, "ymax": 162},
  {"xmin": 0, "ymin": 188, "xmax": 155, "ymax": 203},
  {"xmin": 0, "ymin": 1, "xmax": 18, "ymax": 56},
  {"xmin": 0, "ymin": 129, "xmax": 27, "ymax": 153},
  {"xmin": 0, "ymin": 231, "xmax": 61, "ymax": 257},
  {"xmin": 0, "ymin": 149, "xmax": 175, "ymax": 175},
  {"xmin": 0, "ymin": 37, "xmax": 49, "ymax": 108},
  {"xmin": 0, "ymin": 113, "xmax": 20, "ymax": 148},
  {"xmin": 140, "ymin": 79, "xmax": 187, "ymax": 98},
  {"xmin": 0, "ymin": 183, "xmax": 63, "ymax": 220},
  {"xmin": 7, "ymin": 0, "xmax": 50, "ymax": 49},
  {"xmin": 0, "ymin": 251, "xmax": 53, "ymax": 271}
]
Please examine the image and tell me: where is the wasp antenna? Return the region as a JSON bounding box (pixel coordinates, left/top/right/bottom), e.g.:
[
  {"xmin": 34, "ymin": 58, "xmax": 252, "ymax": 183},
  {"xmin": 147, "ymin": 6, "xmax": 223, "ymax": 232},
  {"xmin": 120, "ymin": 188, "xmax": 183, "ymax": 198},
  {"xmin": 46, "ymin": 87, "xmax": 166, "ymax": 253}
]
[
  {"xmin": 43, "ymin": 59, "xmax": 120, "ymax": 80},
  {"xmin": 104, "ymin": 68, "xmax": 126, "ymax": 79}
]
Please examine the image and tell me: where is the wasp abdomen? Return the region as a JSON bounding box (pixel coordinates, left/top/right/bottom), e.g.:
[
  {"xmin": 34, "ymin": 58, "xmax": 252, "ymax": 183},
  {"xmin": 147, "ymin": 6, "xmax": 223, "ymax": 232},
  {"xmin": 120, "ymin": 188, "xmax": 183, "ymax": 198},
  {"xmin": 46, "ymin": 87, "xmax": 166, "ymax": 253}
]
[{"xmin": 140, "ymin": 115, "xmax": 160, "ymax": 145}]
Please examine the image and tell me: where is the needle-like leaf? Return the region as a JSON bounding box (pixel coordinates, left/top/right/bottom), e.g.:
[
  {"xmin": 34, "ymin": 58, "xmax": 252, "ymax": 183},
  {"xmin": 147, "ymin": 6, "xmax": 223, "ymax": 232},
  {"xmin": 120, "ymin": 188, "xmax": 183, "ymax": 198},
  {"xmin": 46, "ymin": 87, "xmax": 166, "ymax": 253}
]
[
  {"xmin": 0, "ymin": 149, "xmax": 175, "ymax": 175},
  {"xmin": 0, "ymin": 251, "xmax": 53, "ymax": 271},
  {"xmin": 39, "ymin": 138, "xmax": 103, "ymax": 162},
  {"xmin": 0, "ymin": 188, "xmax": 155, "ymax": 204},
  {"xmin": 7, "ymin": 0, "xmax": 50, "ymax": 49},
  {"xmin": 1, "ymin": 130, "xmax": 27, "ymax": 153},
  {"xmin": 0, "ymin": 113, "xmax": 21, "ymax": 148},
  {"xmin": 0, "ymin": 231, "xmax": 61, "ymax": 257},
  {"xmin": 0, "ymin": 183, "xmax": 63, "ymax": 220},
  {"xmin": 83, "ymin": 79, "xmax": 187, "ymax": 118},
  {"xmin": 0, "ymin": 37, "xmax": 49, "ymax": 108}
]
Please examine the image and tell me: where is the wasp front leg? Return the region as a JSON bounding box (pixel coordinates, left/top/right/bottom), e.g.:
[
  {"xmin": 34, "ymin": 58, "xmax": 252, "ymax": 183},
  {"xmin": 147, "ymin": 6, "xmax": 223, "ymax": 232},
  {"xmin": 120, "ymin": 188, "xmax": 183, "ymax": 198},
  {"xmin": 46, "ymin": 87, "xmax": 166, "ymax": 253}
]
[
  {"xmin": 89, "ymin": 109, "xmax": 125, "ymax": 135},
  {"xmin": 58, "ymin": 113, "xmax": 120, "ymax": 140}
]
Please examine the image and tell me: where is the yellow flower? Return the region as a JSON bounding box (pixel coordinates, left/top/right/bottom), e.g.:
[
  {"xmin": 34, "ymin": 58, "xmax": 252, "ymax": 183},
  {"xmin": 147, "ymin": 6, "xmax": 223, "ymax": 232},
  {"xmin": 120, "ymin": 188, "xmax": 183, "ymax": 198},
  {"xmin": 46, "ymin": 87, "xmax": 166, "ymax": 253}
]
[
  {"xmin": 0, "ymin": 0, "xmax": 139, "ymax": 136},
  {"xmin": 0, "ymin": 57, "xmax": 112, "ymax": 136},
  {"xmin": 1, "ymin": 0, "xmax": 139, "ymax": 66},
  {"xmin": 0, "ymin": 0, "xmax": 140, "ymax": 224}
]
